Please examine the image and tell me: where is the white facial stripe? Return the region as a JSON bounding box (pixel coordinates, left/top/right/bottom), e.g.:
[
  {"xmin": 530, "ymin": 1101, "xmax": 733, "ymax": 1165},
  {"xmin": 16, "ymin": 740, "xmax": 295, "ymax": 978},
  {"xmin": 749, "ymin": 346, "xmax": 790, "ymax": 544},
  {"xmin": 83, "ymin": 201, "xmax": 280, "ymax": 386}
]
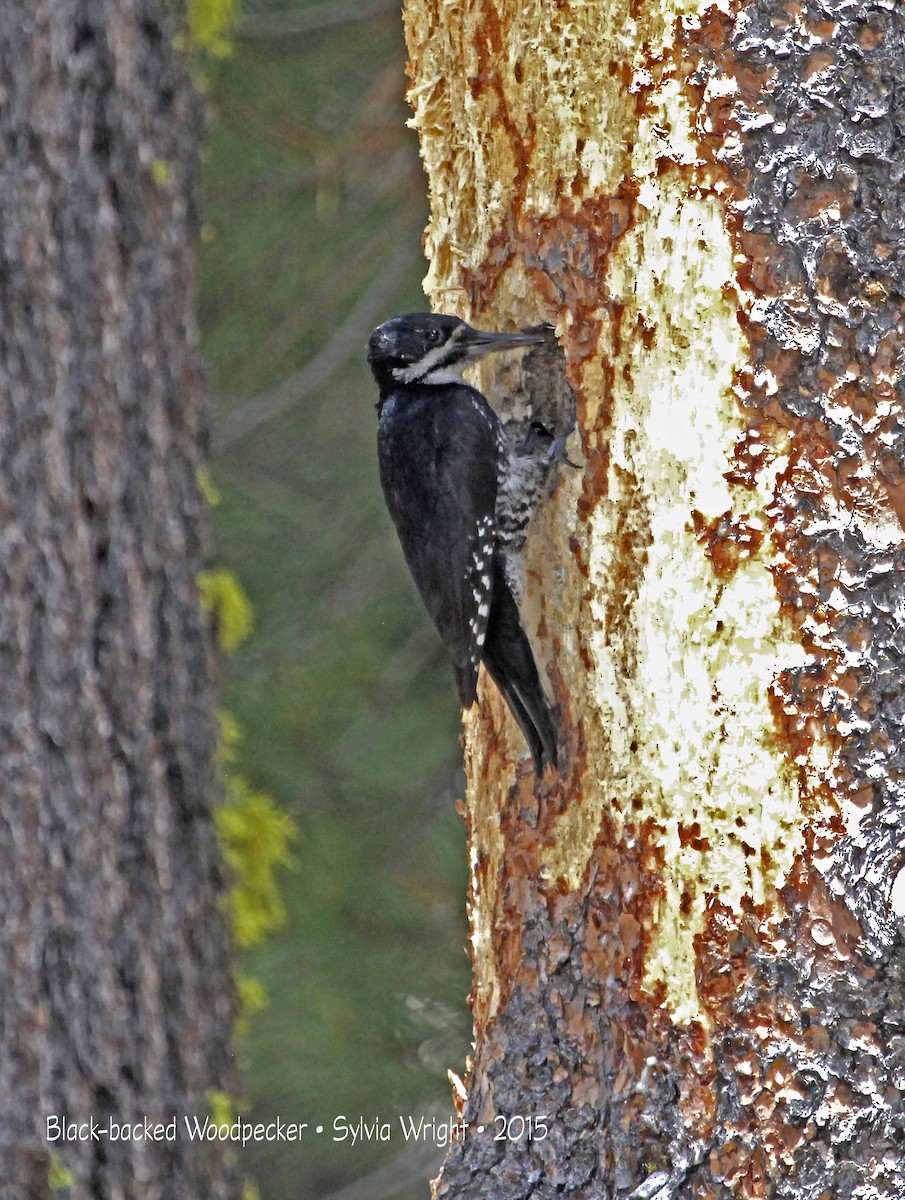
[
  {"xmin": 420, "ymin": 366, "xmax": 466, "ymax": 385},
  {"xmin": 391, "ymin": 323, "xmax": 465, "ymax": 384}
]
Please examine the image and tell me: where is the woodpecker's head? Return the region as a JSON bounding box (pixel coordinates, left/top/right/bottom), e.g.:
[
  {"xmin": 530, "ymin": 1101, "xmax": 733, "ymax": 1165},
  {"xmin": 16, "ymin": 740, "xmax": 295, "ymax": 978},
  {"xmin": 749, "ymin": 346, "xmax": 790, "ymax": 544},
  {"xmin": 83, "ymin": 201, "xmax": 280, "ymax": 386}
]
[{"xmin": 368, "ymin": 313, "xmax": 544, "ymax": 393}]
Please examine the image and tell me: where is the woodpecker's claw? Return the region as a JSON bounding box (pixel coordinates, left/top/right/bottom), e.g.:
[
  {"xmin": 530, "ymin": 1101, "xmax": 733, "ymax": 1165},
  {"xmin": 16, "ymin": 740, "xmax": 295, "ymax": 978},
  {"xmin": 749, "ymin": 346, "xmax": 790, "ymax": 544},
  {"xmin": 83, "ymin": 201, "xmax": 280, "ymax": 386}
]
[{"xmin": 546, "ymin": 432, "xmax": 582, "ymax": 471}]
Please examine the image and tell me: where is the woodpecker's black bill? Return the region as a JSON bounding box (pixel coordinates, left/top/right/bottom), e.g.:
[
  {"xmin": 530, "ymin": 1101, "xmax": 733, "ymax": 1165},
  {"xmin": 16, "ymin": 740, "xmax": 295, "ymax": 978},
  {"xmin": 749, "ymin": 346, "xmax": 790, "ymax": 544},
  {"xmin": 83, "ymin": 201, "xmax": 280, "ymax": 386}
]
[{"xmin": 456, "ymin": 325, "xmax": 546, "ymax": 362}]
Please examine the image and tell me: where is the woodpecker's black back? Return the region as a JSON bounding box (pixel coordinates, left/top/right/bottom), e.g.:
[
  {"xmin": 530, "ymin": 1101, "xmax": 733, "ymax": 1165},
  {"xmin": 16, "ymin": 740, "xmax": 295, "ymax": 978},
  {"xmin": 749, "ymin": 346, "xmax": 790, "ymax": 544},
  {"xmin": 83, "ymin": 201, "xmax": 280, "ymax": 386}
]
[{"xmin": 368, "ymin": 313, "xmax": 558, "ymax": 774}]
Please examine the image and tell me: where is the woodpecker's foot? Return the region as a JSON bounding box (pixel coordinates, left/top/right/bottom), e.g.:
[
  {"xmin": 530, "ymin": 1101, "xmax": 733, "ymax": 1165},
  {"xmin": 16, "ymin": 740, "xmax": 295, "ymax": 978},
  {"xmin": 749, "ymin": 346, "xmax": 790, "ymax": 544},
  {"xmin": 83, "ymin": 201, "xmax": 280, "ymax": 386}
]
[{"xmin": 546, "ymin": 431, "xmax": 582, "ymax": 471}]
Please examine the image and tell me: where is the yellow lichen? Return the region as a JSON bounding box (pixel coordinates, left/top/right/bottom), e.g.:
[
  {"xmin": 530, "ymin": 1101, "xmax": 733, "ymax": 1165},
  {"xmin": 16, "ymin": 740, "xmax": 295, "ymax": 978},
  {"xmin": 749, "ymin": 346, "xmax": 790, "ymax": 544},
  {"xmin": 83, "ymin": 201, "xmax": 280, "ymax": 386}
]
[
  {"xmin": 187, "ymin": 0, "xmax": 240, "ymax": 57},
  {"xmin": 235, "ymin": 971, "xmax": 269, "ymax": 1036},
  {"xmin": 48, "ymin": 1155, "xmax": 74, "ymax": 1191},
  {"xmin": 207, "ymin": 1089, "xmax": 238, "ymax": 1133},
  {"xmin": 198, "ymin": 567, "xmax": 254, "ymax": 653},
  {"xmin": 216, "ymin": 779, "xmax": 295, "ymax": 948},
  {"xmin": 197, "ymin": 465, "xmax": 222, "ymax": 507}
]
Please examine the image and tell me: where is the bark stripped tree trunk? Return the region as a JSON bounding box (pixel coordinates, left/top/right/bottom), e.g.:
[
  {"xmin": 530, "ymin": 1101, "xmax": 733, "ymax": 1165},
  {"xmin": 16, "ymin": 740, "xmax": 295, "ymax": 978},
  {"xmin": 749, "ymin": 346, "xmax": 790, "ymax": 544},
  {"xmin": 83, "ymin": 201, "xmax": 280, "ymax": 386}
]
[
  {"xmin": 403, "ymin": 0, "xmax": 905, "ymax": 1195},
  {"xmin": 0, "ymin": 6, "xmax": 239, "ymax": 1198}
]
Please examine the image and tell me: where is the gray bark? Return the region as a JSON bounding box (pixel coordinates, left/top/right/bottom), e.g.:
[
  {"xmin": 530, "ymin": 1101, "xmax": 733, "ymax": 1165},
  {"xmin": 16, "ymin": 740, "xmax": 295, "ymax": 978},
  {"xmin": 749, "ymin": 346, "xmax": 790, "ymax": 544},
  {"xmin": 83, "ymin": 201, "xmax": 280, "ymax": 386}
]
[
  {"xmin": 0, "ymin": 5, "xmax": 239, "ymax": 1198},
  {"xmin": 682, "ymin": 1, "xmax": 905, "ymax": 1193}
]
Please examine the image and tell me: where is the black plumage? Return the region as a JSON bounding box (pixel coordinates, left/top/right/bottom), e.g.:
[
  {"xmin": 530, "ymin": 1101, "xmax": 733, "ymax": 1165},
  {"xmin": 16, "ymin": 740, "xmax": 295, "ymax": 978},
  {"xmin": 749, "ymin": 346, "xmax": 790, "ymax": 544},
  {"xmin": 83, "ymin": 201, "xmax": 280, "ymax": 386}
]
[{"xmin": 368, "ymin": 312, "xmax": 558, "ymax": 774}]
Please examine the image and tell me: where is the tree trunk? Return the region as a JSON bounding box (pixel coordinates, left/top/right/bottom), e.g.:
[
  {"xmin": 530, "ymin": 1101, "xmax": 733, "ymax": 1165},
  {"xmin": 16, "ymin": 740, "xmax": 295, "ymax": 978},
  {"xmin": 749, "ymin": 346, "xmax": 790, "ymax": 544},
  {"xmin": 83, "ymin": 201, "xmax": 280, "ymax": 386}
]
[
  {"xmin": 403, "ymin": 0, "xmax": 905, "ymax": 1196},
  {"xmin": 0, "ymin": 5, "xmax": 239, "ymax": 1198}
]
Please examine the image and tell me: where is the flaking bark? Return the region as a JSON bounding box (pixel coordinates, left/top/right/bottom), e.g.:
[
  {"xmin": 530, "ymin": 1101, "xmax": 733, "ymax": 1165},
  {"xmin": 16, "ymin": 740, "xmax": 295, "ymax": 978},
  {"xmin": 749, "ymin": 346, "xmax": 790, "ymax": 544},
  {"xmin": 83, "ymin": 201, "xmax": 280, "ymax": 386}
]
[
  {"xmin": 0, "ymin": 5, "xmax": 239, "ymax": 1198},
  {"xmin": 403, "ymin": 0, "xmax": 905, "ymax": 1196}
]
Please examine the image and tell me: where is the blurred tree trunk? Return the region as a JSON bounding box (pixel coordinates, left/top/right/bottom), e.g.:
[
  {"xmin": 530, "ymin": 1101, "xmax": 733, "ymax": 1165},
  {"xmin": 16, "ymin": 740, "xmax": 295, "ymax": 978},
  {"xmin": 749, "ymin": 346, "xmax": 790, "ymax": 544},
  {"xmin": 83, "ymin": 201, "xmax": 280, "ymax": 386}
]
[
  {"xmin": 404, "ymin": 0, "xmax": 905, "ymax": 1196},
  {"xmin": 0, "ymin": 5, "xmax": 239, "ymax": 1199}
]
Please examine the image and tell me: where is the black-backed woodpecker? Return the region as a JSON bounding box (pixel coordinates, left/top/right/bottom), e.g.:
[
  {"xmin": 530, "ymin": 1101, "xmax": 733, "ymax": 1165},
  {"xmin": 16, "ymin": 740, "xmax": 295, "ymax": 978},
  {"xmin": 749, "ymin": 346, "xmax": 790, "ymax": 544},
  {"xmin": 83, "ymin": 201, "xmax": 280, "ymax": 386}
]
[{"xmin": 367, "ymin": 312, "xmax": 559, "ymax": 774}]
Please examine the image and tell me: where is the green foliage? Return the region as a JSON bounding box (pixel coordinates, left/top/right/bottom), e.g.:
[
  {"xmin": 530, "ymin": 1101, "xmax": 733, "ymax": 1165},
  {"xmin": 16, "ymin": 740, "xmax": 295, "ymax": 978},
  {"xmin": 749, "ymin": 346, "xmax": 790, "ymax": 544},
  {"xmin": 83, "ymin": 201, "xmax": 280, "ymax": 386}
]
[
  {"xmin": 198, "ymin": 567, "xmax": 254, "ymax": 652},
  {"xmin": 198, "ymin": 12, "xmax": 473, "ymax": 1197},
  {"xmin": 187, "ymin": 0, "xmax": 240, "ymax": 57},
  {"xmin": 48, "ymin": 1154, "xmax": 74, "ymax": 1191}
]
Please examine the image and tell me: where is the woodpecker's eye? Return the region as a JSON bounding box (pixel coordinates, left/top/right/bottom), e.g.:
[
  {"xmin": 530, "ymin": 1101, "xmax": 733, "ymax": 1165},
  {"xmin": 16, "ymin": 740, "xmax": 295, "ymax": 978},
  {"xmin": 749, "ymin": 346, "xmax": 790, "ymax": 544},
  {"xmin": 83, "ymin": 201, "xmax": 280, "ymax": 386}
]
[{"xmin": 425, "ymin": 328, "xmax": 441, "ymax": 343}]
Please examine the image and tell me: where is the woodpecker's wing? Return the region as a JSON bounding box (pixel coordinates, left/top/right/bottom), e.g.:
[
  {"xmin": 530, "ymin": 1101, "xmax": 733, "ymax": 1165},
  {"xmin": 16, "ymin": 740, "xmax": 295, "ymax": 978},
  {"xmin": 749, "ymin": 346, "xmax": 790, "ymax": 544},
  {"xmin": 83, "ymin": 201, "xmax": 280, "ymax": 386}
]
[{"xmin": 378, "ymin": 387, "xmax": 499, "ymax": 708}]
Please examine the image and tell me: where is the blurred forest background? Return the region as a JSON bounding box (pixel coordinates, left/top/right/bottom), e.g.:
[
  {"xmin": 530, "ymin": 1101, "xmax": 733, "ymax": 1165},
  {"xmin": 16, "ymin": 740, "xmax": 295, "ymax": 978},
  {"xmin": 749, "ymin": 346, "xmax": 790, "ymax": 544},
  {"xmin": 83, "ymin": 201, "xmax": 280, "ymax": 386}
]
[{"xmin": 198, "ymin": 1, "xmax": 471, "ymax": 1196}]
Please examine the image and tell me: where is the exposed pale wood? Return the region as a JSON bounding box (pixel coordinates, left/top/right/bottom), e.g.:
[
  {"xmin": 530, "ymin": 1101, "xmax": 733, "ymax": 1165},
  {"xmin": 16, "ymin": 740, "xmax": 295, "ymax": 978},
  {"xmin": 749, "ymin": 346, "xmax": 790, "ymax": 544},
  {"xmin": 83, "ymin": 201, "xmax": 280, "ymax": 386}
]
[{"xmin": 403, "ymin": 0, "xmax": 905, "ymax": 1195}]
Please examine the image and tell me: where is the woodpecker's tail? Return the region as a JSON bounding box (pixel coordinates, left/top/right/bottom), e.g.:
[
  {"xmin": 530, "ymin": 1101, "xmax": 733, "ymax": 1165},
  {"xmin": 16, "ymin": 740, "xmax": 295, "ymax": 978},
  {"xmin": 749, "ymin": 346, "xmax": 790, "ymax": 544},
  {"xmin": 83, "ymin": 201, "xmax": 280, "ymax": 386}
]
[{"xmin": 482, "ymin": 572, "xmax": 558, "ymax": 774}]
